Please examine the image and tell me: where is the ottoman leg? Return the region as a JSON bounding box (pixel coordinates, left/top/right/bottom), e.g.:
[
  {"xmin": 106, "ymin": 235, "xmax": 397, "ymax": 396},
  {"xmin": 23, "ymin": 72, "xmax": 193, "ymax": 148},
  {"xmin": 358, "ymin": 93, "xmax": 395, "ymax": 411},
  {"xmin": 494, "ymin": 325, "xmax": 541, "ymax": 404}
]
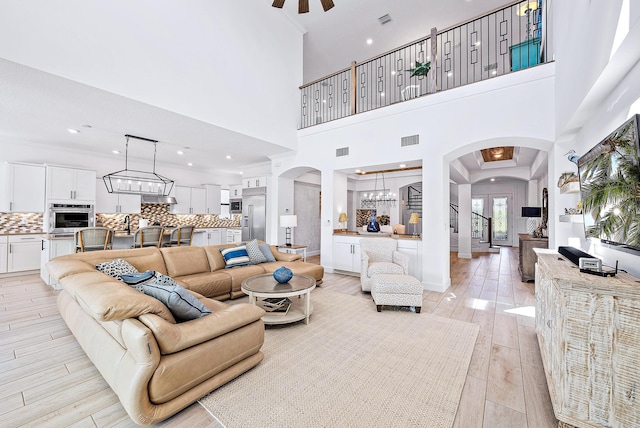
[
  {"xmin": 416, "ymin": 306, "xmax": 421, "ymax": 313},
  {"xmin": 376, "ymin": 305, "xmax": 382, "ymax": 312}
]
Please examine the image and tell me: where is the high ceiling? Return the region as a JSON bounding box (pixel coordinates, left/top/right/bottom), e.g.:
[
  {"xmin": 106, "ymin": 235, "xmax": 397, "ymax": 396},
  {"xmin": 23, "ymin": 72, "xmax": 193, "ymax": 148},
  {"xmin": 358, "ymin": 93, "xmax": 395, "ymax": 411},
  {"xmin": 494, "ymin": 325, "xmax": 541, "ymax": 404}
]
[{"xmin": 0, "ymin": 0, "xmax": 542, "ymax": 182}]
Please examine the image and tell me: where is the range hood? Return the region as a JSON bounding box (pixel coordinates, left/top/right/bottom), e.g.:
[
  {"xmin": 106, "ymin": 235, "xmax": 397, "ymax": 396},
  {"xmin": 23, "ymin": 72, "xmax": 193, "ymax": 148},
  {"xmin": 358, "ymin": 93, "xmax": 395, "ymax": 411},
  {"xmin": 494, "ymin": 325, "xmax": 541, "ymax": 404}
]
[{"xmin": 141, "ymin": 194, "xmax": 177, "ymax": 205}]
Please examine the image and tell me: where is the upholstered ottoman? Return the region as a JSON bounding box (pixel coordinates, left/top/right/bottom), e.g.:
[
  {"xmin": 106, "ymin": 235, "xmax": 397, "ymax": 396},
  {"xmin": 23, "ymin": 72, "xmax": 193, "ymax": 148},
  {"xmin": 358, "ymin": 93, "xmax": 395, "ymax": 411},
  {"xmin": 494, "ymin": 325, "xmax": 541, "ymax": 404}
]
[{"xmin": 371, "ymin": 274, "xmax": 423, "ymax": 313}]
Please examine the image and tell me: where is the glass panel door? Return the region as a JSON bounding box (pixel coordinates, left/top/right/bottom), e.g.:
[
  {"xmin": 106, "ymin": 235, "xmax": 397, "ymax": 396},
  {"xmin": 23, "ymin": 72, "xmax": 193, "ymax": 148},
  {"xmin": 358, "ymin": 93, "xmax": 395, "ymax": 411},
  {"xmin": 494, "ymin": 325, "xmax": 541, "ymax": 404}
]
[
  {"xmin": 492, "ymin": 196, "xmax": 511, "ymax": 244},
  {"xmin": 471, "ymin": 197, "xmax": 485, "ymax": 240}
]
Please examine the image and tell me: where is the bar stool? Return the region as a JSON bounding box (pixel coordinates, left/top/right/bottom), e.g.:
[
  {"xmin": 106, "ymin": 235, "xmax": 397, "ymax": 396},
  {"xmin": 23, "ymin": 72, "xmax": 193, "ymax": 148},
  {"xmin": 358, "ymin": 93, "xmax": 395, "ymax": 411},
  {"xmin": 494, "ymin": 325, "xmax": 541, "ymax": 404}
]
[
  {"xmin": 165, "ymin": 225, "xmax": 194, "ymax": 247},
  {"xmin": 75, "ymin": 227, "xmax": 113, "ymax": 253},
  {"xmin": 132, "ymin": 226, "xmax": 164, "ymax": 248}
]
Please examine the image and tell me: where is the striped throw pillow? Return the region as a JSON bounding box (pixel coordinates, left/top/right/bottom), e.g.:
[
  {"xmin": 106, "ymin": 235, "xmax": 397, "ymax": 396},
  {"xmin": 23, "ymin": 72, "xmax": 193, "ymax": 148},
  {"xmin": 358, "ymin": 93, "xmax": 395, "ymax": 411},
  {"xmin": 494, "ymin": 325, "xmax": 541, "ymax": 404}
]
[{"xmin": 220, "ymin": 245, "xmax": 252, "ymax": 268}]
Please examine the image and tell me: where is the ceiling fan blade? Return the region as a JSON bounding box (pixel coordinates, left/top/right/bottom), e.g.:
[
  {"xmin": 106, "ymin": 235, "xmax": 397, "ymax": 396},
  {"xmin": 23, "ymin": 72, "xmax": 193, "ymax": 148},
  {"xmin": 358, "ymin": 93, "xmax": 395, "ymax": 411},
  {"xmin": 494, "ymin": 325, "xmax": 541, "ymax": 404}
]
[
  {"xmin": 272, "ymin": 0, "xmax": 285, "ymax": 8},
  {"xmin": 299, "ymin": 0, "xmax": 309, "ymax": 13},
  {"xmin": 320, "ymin": 0, "xmax": 334, "ymax": 11}
]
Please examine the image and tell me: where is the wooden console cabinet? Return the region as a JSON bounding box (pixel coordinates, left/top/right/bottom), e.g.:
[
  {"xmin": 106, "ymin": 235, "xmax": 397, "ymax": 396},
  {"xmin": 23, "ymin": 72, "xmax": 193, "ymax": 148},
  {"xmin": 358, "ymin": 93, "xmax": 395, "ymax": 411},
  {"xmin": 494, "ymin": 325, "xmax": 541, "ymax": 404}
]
[
  {"xmin": 535, "ymin": 252, "xmax": 640, "ymax": 427},
  {"xmin": 518, "ymin": 233, "xmax": 548, "ymax": 281}
]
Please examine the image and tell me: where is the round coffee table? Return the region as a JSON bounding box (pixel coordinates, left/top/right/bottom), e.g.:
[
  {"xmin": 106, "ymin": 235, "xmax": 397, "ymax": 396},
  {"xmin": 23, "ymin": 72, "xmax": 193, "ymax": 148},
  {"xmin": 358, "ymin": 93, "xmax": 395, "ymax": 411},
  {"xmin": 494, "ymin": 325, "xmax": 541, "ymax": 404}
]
[{"xmin": 241, "ymin": 274, "xmax": 316, "ymax": 325}]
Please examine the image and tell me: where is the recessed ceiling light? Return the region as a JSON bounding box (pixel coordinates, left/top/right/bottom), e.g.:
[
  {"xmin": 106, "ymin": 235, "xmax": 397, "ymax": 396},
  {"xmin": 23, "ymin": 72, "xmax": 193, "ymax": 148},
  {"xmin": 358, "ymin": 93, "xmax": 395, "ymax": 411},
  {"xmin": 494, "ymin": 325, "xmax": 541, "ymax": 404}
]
[
  {"xmin": 322, "ymin": 99, "xmax": 327, "ymax": 103},
  {"xmin": 490, "ymin": 178, "xmax": 495, "ymax": 182},
  {"xmin": 391, "ymin": 71, "xmax": 396, "ymax": 75},
  {"xmin": 492, "ymin": 70, "xmax": 497, "ymax": 75},
  {"xmin": 187, "ymin": 162, "xmax": 193, "ymax": 166},
  {"xmin": 67, "ymin": 129, "xmax": 79, "ymax": 134},
  {"xmin": 112, "ymin": 150, "xmax": 120, "ymax": 154},
  {"xmin": 177, "ymin": 150, "xmax": 184, "ymax": 155},
  {"xmin": 226, "ymin": 155, "xmax": 232, "ymax": 159},
  {"xmin": 447, "ymin": 72, "xmax": 453, "ymax": 77},
  {"xmin": 239, "ymin": 171, "xmax": 243, "ymax": 175},
  {"xmin": 380, "ymin": 92, "xmax": 385, "ymax": 97},
  {"xmin": 366, "ymin": 39, "xmax": 373, "ymax": 45},
  {"xmin": 399, "ymin": 164, "xmax": 406, "ymax": 168}
]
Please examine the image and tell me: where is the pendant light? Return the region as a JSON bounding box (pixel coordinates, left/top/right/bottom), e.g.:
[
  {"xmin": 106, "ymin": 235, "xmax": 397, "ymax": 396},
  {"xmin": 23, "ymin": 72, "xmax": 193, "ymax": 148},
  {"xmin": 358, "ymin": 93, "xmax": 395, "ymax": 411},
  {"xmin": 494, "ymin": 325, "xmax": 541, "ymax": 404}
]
[{"xmin": 103, "ymin": 134, "xmax": 175, "ymax": 197}]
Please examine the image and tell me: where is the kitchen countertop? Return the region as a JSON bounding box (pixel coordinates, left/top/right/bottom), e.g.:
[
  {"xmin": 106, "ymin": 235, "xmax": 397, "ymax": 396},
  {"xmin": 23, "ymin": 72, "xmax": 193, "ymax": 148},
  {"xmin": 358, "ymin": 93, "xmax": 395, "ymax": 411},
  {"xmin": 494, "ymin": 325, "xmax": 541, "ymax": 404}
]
[{"xmin": 333, "ymin": 231, "xmax": 421, "ymax": 240}]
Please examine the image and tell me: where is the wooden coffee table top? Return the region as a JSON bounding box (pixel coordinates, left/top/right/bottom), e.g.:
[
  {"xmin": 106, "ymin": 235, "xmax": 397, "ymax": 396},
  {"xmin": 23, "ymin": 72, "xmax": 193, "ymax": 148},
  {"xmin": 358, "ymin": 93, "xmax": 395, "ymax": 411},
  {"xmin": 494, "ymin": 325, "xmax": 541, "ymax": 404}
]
[{"xmin": 241, "ymin": 273, "xmax": 315, "ymax": 294}]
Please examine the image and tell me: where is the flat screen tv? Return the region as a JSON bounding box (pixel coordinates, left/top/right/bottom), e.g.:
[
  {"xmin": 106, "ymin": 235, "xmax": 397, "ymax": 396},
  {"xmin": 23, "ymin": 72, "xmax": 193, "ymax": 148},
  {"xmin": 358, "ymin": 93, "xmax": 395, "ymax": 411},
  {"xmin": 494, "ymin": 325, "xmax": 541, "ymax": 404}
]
[{"xmin": 577, "ymin": 114, "xmax": 640, "ymax": 251}]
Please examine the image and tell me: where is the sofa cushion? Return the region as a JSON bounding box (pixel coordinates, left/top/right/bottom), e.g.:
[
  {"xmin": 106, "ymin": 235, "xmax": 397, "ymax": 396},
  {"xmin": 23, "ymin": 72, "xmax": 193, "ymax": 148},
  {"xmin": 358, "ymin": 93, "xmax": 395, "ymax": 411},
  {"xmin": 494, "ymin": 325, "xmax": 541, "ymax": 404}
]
[
  {"xmin": 140, "ymin": 273, "xmax": 212, "ymax": 322},
  {"xmin": 220, "ymin": 245, "xmax": 252, "ymax": 268},
  {"xmin": 258, "ymin": 243, "xmax": 276, "ymax": 263},
  {"xmin": 95, "ymin": 258, "xmax": 139, "ymax": 281},
  {"xmin": 175, "ymin": 271, "xmax": 233, "ymax": 300},
  {"xmin": 160, "ymin": 246, "xmax": 210, "ymax": 277},
  {"xmin": 53, "ymin": 247, "xmax": 169, "ymax": 275},
  {"xmin": 59, "ymin": 271, "xmax": 176, "ymax": 322},
  {"xmin": 246, "ymin": 239, "xmax": 267, "ymax": 264}
]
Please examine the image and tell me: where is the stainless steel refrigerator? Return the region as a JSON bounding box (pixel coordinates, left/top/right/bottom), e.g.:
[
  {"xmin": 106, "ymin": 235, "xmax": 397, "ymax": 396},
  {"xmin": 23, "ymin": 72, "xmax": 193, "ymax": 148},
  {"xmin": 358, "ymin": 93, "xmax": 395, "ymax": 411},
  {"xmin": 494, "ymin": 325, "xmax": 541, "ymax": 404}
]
[{"xmin": 241, "ymin": 187, "xmax": 266, "ymax": 241}]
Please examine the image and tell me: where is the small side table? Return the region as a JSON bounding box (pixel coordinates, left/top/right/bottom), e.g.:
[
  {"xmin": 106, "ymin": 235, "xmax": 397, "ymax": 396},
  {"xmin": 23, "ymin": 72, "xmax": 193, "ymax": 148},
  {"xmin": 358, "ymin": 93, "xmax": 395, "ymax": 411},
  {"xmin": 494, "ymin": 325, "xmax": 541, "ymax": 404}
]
[{"xmin": 277, "ymin": 244, "xmax": 307, "ymax": 262}]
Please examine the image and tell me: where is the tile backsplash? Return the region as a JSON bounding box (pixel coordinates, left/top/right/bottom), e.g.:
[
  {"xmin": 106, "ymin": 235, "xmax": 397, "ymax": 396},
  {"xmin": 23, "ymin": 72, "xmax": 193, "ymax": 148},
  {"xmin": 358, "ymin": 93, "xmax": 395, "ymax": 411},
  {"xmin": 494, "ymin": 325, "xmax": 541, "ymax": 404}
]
[
  {"xmin": 0, "ymin": 213, "xmax": 44, "ymax": 234},
  {"xmin": 97, "ymin": 204, "xmax": 241, "ymax": 232}
]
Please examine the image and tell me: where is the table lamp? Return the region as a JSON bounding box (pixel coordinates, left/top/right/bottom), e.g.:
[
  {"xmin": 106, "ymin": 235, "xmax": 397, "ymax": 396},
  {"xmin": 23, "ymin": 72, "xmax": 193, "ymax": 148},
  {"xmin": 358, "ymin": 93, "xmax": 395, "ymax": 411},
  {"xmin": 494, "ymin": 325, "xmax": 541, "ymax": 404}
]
[
  {"xmin": 280, "ymin": 214, "xmax": 298, "ymax": 246},
  {"xmin": 338, "ymin": 213, "xmax": 348, "ymax": 232},
  {"xmin": 409, "ymin": 213, "xmax": 420, "ymax": 237}
]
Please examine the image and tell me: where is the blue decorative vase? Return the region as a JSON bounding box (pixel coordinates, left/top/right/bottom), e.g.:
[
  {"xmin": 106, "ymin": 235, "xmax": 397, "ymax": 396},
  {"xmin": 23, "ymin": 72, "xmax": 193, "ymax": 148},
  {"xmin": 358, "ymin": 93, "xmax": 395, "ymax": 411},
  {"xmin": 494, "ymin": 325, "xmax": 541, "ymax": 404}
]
[
  {"xmin": 367, "ymin": 210, "xmax": 380, "ymax": 233},
  {"xmin": 273, "ymin": 266, "xmax": 293, "ymax": 283}
]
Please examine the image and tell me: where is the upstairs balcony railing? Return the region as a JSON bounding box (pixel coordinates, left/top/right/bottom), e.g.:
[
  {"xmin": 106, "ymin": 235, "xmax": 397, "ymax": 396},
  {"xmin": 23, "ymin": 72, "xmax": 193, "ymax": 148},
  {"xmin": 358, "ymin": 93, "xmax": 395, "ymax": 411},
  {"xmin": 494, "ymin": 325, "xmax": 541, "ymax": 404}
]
[{"xmin": 300, "ymin": 0, "xmax": 551, "ymax": 129}]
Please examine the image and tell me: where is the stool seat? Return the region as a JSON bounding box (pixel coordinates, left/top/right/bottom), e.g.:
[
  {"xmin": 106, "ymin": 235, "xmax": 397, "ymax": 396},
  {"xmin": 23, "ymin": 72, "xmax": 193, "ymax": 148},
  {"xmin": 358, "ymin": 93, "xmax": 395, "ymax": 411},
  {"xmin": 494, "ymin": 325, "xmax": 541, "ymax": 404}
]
[{"xmin": 371, "ymin": 274, "xmax": 423, "ymax": 313}]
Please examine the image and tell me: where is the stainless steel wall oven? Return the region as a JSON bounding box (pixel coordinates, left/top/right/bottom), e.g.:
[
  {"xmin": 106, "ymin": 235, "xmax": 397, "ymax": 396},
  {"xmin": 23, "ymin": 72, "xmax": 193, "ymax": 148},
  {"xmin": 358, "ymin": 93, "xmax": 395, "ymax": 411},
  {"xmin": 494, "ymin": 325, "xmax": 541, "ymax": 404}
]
[{"xmin": 48, "ymin": 203, "xmax": 95, "ymax": 234}]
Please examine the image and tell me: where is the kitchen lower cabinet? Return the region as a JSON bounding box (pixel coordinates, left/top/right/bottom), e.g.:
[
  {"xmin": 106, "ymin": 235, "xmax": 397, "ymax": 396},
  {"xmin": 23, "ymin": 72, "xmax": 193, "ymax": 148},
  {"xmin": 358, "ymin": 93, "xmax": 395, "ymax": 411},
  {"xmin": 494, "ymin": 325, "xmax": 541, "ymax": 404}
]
[
  {"xmin": 7, "ymin": 235, "xmax": 41, "ymax": 272},
  {"xmin": 227, "ymin": 229, "xmax": 241, "ymax": 243},
  {"xmin": 0, "ymin": 236, "xmax": 7, "ymax": 273},
  {"xmin": 333, "ymin": 236, "xmax": 362, "ymax": 273},
  {"xmin": 193, "ymin": 228, "xmax": 224, "ymax": 247},
  {"xmin": 40, "ymin": 237, "xmax": 74, "ymax": 286}
]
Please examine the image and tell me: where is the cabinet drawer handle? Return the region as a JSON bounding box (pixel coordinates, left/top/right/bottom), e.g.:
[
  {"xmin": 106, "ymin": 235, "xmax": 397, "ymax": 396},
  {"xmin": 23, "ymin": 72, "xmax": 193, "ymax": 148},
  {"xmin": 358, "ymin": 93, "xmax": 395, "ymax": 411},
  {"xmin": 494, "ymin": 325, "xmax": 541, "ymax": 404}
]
[{"xmin": 9, "ymin": 202, "xmax": 12, "ymax": 211}]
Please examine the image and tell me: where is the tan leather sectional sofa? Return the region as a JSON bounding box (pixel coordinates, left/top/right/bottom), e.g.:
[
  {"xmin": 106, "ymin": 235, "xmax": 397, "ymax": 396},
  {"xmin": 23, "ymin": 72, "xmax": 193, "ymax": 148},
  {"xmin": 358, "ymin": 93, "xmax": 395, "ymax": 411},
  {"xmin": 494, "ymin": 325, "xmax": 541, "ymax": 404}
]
[{"xmin": 46, "ymin": 243, "xmax": 324, "ymax": 425}]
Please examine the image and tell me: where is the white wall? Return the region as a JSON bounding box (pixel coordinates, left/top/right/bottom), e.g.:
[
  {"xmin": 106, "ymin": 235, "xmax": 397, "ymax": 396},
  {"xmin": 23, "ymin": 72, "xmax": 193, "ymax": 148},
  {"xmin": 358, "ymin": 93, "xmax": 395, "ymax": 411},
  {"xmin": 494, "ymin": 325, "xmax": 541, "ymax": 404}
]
[
  {"xmin": 0, "ymin": 0, "xmax": 303, "ymax": 148},
  {"xmin": 279, "ymin": 64, "xmax": 555, "ymax": 292}
]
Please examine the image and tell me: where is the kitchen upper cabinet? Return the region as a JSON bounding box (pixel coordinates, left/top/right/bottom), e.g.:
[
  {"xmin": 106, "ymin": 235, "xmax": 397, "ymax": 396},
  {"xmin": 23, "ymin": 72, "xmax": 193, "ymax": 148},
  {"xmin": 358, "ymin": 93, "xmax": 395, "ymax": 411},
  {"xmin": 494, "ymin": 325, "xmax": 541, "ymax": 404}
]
[
  {"xmin": 204, "ymin": 184, "xmax": 221, "ymax": 215},
  {"xmin": 46, "ymin": 166, "xmax": 96, "ymax": 203},
  {"xmin": 7, "ymin": 235, "xmax": 41, "ymax": 272},
  {"xmin": 0, "ymin": 162, "xmax": 46, "ymax": 212},
  {"xmin": 229, "ymin": 185, "xmax": 242, "ymax": 198},
  {"xmin": 171, "ymin": 186, "xmax": 206, "ymax": 214},
  {"xmin": 242, "ymin": 176, "xmax": 267, "ymax": 189},
  {"xmin": 95, "ymin": 179, "xmax": 141, "ymax": 214}
]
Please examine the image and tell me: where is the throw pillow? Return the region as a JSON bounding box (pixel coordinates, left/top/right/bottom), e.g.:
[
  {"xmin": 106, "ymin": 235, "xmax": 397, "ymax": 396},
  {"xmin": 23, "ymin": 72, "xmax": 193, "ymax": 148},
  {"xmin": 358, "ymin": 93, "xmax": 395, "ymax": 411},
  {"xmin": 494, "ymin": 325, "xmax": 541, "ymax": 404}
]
[
  {"xmin": 121, "ymin": 270, "xmax": 157, "ymax": 291},
  {"xmin": 140, "ymin": 273, "xmax": 212, "ymax": 322},
  {"xmin": 246, "ymin": 239, "xmax": 267, "ymax": 264},
  {"xmin": 259, "ymin": 243, "xmax": 277, "ymax": 263},
  {"xmin": 95, "ymin": 258, "xmax": 139, "ymax": 281},
  {"xmin": 220, "ymin": 245, "xmax": 252, "ymax": 268}
]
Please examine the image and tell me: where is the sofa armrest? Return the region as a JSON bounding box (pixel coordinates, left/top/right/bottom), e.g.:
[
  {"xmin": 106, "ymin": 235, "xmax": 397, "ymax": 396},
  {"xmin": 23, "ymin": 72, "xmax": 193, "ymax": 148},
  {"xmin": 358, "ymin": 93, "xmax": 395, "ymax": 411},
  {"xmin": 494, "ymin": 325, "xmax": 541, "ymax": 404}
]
[
  {"xmin": 138, "ymin": 302, "xmax": 265, "ymax": 354},
  {"xmin": 360, "ymin": 250, "xmax": 370, "ymax": 276},
  {"xmin": 46, "ymin": 259, "xmax": 96, "ymax": 283},
  {"xmin": 392, "ymin": 250, "xmax": 409, "ymax": 275},
  {"xmin": 271, "ymin": 246, "xmax": 302, "ymax": 262}
]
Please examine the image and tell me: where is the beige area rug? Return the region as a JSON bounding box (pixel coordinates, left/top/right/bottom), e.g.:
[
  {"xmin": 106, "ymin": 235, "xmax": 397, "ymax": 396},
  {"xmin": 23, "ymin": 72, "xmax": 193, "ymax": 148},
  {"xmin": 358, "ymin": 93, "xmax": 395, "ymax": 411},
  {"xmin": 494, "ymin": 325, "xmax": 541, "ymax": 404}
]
[{"xmin": 199, "ymin": 288, "xmax": 479, "ymax": 428}]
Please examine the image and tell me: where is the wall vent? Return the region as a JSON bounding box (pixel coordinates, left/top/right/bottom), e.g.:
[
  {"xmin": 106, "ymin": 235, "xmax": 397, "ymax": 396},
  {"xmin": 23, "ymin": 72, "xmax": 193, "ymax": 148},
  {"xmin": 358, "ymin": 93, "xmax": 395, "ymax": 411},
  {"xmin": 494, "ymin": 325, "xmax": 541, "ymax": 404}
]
[
  {"xmin": 401, "ymin": 135, "xmax": 419, "ymax": 147},
  {"xmin": 336, "ymin": 147, "xmax": 349, "ymax": 157},
  {"xmin": 378, "ymin": 14, "xmax": 392, "ymax": 25},
  {"xmin": 483, "ymin": 62, "xmax": 498, "ymax": 71}
]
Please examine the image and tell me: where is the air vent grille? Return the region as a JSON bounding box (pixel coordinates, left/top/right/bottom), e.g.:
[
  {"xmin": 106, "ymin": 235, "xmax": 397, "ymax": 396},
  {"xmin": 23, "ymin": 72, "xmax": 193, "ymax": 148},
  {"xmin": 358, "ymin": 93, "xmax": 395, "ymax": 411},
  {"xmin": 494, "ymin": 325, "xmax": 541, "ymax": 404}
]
[
  {"xmin": 483, "ymin": 62, "xmax": 498, "ymax": 71},
  {"xmin": 401, "ymin": 135, "xmax": 419, "ymax": 147},
  {"xmin": 336, "ymin": 147, "xmax": 349, "ymax": 157},
  {"xmin": 378, "ymin": 14, "xmax": 391, "ymax": 25}
]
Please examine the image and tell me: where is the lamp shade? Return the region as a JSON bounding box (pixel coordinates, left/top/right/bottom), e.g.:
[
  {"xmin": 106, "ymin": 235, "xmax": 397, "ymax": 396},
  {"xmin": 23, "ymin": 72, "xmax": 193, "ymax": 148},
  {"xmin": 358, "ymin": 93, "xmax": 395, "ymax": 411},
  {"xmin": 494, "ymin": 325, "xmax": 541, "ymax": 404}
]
[
  {"xmin": 338, "ymin": 213, "xmax": 348, "ymax": 223},
  {"xmin": 280, "ymin": 215, "xmax": 298, "ymax": 228},
  {"xmin": 409, "ymin": 213, "xmax": 420, "ymax": 224}
]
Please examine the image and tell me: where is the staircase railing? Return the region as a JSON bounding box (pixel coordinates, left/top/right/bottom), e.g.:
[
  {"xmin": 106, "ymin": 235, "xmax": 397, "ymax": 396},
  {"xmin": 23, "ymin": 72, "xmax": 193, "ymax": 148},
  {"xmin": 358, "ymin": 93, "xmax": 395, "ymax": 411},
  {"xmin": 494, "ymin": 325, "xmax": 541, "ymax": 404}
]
[
  {"xmin": 450, "ymin": 203, "xmax": 493, "ymax": 248},
  {"xmin": 300, "ymin": 0, "xmax": 550, "ymax": 128}
]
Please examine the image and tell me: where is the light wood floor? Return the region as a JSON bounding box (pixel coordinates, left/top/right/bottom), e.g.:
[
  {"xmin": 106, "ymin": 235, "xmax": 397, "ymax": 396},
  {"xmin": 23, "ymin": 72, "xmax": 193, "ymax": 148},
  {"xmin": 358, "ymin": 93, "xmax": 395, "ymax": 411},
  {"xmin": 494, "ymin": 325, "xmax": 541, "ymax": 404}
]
[{"xmin": 0, "ymin": 247, "xmax": 557, "ymax": 427}]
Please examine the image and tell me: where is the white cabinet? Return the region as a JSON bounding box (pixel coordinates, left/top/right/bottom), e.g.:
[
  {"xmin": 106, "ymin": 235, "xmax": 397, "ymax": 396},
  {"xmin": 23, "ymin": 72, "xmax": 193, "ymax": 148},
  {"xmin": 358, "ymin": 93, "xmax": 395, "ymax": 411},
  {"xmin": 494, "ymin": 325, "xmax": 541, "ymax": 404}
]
[
  {"xmin": 229, "ymin": 185, "xmax": 242, "ymax": 198},
  {"xmin": 7, "ymin": 235, "xmax": 41, "ymax": 272},
  {"xmin": 204, "ymin": 184, "xmax": 221, "ymax": 215},
  {"xmin": 227, "ymin": 229, "xmax": 241, "ymax": 243},
  {"xmin": 0, "ymin": 236, "xmax": 7, "ymax": 273},
  {"xmin": 242, "ymin": 176, "xmax": 267, "ymax": 188},
  {"xmin": 333, "ymin": 235, "xmax": 362, "ymax": 273},
  {"xmin": 95, "ymin": 180, "xmax": 141, "ymax": 213},
  {"xmin": 0, "ymin": 162, "xmax": 46, "ymax": 212},
  {"xmin": 40, "ymin": 237, "xmax": 74, "ymax": 286},
  {"xmin": 193, "ymin": 228, "xmax": 223, "ymax": 246},
  {"xmin": 171, "ymin": 186, "xmax": 206, "ymax": 214},
  {"xmin": 46, "ymin": 166, "xmax": 96, "ymax": 203},
  {"xmin": 396, "ymin": 239, "xmax": 422, "ymax": 280}
]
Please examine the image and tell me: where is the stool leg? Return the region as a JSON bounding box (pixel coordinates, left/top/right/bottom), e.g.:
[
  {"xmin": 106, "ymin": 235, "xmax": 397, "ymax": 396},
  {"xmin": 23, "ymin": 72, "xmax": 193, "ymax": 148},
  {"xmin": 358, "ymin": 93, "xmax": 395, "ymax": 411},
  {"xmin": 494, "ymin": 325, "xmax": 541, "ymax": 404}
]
[
  {"xmin": 376, "ymin": 305, "xmax": 382, "ymax": 312},
  {"xmin": 416, "ymin": 307, "xmax": 421, "ymax": 313}
]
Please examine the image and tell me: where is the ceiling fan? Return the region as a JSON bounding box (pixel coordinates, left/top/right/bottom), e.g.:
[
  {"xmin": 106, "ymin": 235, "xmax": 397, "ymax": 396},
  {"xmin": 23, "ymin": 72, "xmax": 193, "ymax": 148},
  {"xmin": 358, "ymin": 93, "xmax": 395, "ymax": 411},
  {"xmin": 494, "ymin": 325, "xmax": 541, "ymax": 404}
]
[{"xmin": 272, "ymin": 0, "xmax": 334, "ymax": 14}]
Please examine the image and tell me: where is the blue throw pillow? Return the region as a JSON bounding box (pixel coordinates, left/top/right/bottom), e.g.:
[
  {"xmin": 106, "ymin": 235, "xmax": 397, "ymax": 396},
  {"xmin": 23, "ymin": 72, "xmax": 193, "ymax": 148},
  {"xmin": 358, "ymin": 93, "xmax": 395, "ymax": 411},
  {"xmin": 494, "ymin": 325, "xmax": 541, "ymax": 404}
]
[
  {"xmin": 259, "ymin": 243, "xmax": 277, "ymax": 263},
  {"xmin": 140, "ymin": 273, "xmax": 212, "ymax": 322},
  {"xmin": 121, "ymin": 270, "xmax": 157, "ymax": 291},
  {"xmin": 220, "ymin": 245, "xmax": 252, "ymax": 268}
]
